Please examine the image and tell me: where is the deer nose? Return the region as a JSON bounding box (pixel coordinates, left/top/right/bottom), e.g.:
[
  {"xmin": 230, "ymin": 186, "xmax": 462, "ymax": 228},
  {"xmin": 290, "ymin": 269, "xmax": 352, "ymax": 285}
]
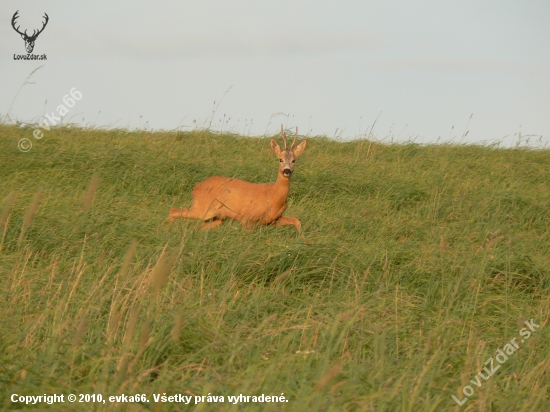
[{"xmin": 283, "ymin": 168, "xmax": 292, "ymax": 176}]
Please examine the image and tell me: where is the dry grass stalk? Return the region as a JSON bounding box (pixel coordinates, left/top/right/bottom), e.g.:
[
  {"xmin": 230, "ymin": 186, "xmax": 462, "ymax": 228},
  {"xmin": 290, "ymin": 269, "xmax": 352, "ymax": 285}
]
[
  {"xmin": 274, "ymin": 269, "xmax": 292, "ymax": 284},
  {"xmin": 128, "ymin": 319, "xmax": 153, "ymax": 373},
  {"xmin": 329, "ymin": 380, "xmax": 347, "ymax": 394},
  {"xmin": 21, "ymin": 313, "xmax": 45, "ymax": 348},
  {"xmin": 55, "ymin": 319, "xmax": 71, "ymax": 338},
  {"xmin": 125, "ymin": 265, "xmax": 153, "ymax": 310},
  {"xmin": 139, "ymin": 319, "xmax": 151, "ymax": 350},
  {"xmin": 119, "ymin": 239, "xmax": 138, "ymax": 280},
  {"xmin": 130, "ymin": 364, "xmax": 164, "ymax": 392},
  {"xmin": 17, "ymin": 189, "xmax": 42, "ymax": 248},
  {"xmin": 115, "ymin": 353, "xmax": 131, "ymax": 384},
  {"xmin": 20, "ymin": 368, "xmax": 27, "ymax": 380},
  {"xmin": 123, "ymin": 307, "xmax": 139, "ymax": 347},
  {"xmin": 0, "ymin": 212, "xmax": 10, "ymax": 254},
  {"xmin": 382, "ymin": 250, "xmax": 389, "ymax": 272},
  {"xmin": 64, "ymin": 263, "xmax": 86, "ymax": 313},
  {"xmin": 0, "ymin": 192, "xmax": 16, "ymax": 248},
  {"xmin": 72, "ymin": 315, "xmax": 89, "ymax": 346},
  {"xmin": 315, "ymin": 362, "xmax": 342, "ymax": 391},
  {"xmin": 486, "ymin": 235, "xmax": 505, "ymax": 250},
  {"xmin": 74, "ymin": 271, "xmax": 109, "ymax": 317},
  {"xmin": 439, "ymin": 235, "xmax": 447, "ymax": 250},
  {"xmin": 82, "ymin": 174, "xmax": 99, "ymax": 211},
  {"xmin": 171, "ymin": 313, "xmax": 183, "ymax": 342},
  {"xmin": 150, "ymin": 249, "xmax": 177, "ymax": 298},
  {"xmin": 257, "ymin": 314, "xmax": 277, "ymax": 334},
  {"xmin": 108, "ymin": 310, "xmax": 123, "ymax": 342},
  {"xmin": 128, "ymin": 336, "xmax": 154, "ymax": 373},
  {"xmin": 9, "ymin": 249, "xmax": 33, "ymax": 297}
]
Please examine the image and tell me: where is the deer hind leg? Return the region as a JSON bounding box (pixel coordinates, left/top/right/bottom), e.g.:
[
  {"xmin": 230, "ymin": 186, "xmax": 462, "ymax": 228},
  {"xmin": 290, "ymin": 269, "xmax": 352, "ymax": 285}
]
[
  {"xmin": 169, "ymin": 206, "xmax": 217, "ymax": 221},
  {"xmin": 271, "ymin": 216, "xmax": 302, "ymax": 232},
  {"xmin": 169, "ymin": 207, "xmax": 194, "ymax": 221}
]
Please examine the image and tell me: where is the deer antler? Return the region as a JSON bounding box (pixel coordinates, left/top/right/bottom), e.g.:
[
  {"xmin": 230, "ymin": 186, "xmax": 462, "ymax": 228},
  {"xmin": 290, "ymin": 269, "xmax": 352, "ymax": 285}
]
[
  {"xmin": 280, "ymin": 124, "xmax": 288, "ymax": 150},
  {"xmin": 31, "ymin": 13, "xmax": 49, "ymax": 39},
  {"xmin": 290, "ymin": 127, "xmax": 298, "ymax": 149},
  {"xmin": 12, "ymin": 11, "xmax": 49, "ymax": 40},
  {"xmin": 11, "ymin": 11, "xmax": 26, "ymax": 37}
]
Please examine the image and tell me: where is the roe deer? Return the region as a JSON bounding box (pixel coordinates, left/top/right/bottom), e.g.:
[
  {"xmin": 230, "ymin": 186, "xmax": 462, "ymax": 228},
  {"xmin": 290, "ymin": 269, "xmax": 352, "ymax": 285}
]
[{"xmin": 169, "ymin": 125, "xmax": 307, "ymax": 231}]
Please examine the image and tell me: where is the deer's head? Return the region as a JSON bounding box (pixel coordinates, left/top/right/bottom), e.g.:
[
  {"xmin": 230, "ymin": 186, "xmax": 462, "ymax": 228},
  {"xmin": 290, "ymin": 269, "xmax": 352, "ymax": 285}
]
[
  {"xmin": 270, "ymin": 125, "xmax": 307, "ymax": 178},
  {"xmin": 12, "ymin": 11, "xmax": 49, "ymax": 54}
]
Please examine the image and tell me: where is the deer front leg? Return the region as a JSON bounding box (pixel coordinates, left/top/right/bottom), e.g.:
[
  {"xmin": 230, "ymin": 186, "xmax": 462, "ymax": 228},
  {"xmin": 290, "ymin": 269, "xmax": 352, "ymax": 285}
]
[
  {"xmin": 271, "ymin": 216, "xmax": 301, "ymax": 232},
  {"xmin": 200, "ymin": 219, "xmax": 224, "ymax": 230},
  {"xmin": 240, "ymin": 218, "xmax": 259, "ymax": 232}
]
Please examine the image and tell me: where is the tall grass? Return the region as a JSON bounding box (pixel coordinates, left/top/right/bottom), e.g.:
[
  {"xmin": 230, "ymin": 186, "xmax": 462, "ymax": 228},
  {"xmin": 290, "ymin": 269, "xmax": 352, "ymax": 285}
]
[{"xmin": 0, "ymin": 124, "xmax": 549, "ymax": 411}]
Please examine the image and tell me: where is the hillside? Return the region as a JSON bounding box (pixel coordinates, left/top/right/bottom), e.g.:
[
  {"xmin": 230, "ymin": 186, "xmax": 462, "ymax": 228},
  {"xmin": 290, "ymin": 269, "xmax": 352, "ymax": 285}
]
[{"xmin": 1, "ymin": 124, "xmax": 549, "ymax": 411}]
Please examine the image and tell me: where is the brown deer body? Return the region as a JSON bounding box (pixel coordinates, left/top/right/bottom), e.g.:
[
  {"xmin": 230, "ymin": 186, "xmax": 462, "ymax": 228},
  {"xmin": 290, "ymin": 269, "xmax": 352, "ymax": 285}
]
[{"xmin": 169, "ymin": 126, "xmax": 306, "ymax": 231}]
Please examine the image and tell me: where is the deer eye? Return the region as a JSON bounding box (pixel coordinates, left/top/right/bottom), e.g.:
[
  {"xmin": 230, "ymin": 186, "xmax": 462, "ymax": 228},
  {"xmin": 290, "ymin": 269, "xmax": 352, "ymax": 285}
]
[
  {"xmin": 279, "ymin": 159, "xmax": 283, "ymax": 162},
  {"xmin": 292, "ymin": 160, "xmax": 296, "ymax": 163}
]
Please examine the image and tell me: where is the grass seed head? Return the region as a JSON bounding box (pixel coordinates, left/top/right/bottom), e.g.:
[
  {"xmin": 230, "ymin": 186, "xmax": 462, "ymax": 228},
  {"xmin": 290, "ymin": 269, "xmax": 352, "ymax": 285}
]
[
  {"xmin": 17, "ymin": 189, "xmax": 43, "ymax": 248},
  {"xmin": 82, "ymin": 174, "xmax": 99, "ymax": 211},
  {"xmin": 150, "ymin": 250, "xmax": 177, "ymax": 298},
  {"xmin": 171, "ymin": 312, "xmax": 183, "ymax": 343},
  {"xmin": 315, "ymin": 362, "xmax": 342, "ymax": 391},
  {"xmin": 0, "ymin": 192, "xmax": 16, "ymax": 231}
]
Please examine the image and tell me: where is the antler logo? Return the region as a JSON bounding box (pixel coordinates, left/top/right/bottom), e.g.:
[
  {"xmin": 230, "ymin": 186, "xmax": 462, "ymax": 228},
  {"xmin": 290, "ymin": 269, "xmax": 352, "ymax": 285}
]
[{"xmin": 11, "ymin": 11, "xmax": 49, "ymax": 54}]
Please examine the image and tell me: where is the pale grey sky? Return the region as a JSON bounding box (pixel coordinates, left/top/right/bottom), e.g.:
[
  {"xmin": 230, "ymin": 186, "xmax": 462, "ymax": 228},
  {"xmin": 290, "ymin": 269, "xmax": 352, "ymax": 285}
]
[{"xmin": 2, "ymin": 0, "xmax": 549, "ymax": 145}]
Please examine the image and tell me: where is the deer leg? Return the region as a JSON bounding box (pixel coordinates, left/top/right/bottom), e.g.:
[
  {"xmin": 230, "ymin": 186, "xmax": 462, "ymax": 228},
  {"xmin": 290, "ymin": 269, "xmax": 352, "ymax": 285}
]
[
  {"xmin": 240, "ymin": 219, "xmax": 255, "ymax": 232},
  {"xmin": 271, "ymin": 216, "xmax": 301, "ymax": 232},
  {"xmin": 169, "ymin": 208, "xmax": 185, "ymax": 220},
  {"xmin": 200, "ymin": 219, "xmax": 225, "ymax": 231},
  {"xmin": 169, "ymin": 207, "xmax": 194, "ymax": 221},
  {"xmin": 169, "ymin": 207, "xmax": 213, "ymax": 221}
]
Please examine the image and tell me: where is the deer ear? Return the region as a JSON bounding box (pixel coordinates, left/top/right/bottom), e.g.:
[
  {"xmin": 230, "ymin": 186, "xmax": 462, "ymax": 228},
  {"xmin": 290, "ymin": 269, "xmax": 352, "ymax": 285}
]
[
  {"xmin": 293, "ymin": 140, "xmax": 307, "ymax": 158},
  {"xmin": 270, "ymin": 138, "xmax": 281, "ymax": 155}
]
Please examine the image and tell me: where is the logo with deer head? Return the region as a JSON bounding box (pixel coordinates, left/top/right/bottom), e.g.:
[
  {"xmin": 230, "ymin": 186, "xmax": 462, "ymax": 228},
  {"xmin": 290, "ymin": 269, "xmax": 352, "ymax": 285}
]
[{"xmin": 11, "ymin": 11, "xmax": 49, "ymax": 54}]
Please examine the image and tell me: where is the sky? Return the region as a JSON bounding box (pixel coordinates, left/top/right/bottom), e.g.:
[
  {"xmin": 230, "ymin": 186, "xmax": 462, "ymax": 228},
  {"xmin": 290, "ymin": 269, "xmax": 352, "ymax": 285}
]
[{"xmin": 1, "ymin": 0, "xmax": 549, "ymax": 146}]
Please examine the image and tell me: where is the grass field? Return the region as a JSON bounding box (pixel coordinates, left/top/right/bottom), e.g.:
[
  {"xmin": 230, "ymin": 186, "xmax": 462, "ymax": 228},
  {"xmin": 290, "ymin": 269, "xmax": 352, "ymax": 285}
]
[{"xmin": 0, "ymin": 124, "xmax": 549, "ymax": 411}]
